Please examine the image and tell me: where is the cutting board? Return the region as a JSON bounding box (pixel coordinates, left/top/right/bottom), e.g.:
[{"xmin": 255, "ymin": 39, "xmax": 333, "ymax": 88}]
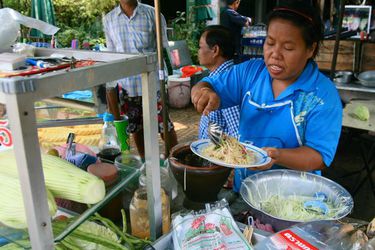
[{"xmin": 343, "ymin": 100, "xmax": 375, "ymax": 132}]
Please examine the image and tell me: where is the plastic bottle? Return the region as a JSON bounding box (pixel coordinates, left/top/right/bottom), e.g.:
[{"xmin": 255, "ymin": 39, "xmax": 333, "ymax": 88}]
[{"xmin": 97, "ymin": 113, "xmax": 121, "ymax": 162}]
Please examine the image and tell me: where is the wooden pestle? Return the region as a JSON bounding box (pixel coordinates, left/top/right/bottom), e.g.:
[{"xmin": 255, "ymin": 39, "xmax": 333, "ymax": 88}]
[{"xmin": 105, "ymin": 87, "xmax": 121, "ymax": 120}]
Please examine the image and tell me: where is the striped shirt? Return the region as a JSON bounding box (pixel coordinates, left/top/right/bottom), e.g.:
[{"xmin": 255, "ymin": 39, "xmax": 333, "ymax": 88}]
[
  {"xmin": 103, "ymin": 4, "xmax": 168, "ymax": 97},
  {"xmin": 199, "ymin": 60, "xmax": 240, "ymax": 139}
]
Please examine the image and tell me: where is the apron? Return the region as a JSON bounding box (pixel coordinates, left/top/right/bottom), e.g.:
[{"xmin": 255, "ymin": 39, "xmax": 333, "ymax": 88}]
[{"xmin": 233, "ymin": 91, "xmax": 303, "ymax": 192}]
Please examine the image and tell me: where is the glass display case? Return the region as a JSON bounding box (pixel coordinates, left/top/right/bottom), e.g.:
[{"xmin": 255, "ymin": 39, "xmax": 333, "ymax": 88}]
[{"xmin": 0, "ymin": 47, "xmax": 164, "ymax": 249}]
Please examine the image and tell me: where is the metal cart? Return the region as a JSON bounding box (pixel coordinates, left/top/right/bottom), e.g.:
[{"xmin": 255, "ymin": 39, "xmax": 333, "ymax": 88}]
[{"xmin": 0, "ymin": 48, "xmax": 164, "ymax": 249}]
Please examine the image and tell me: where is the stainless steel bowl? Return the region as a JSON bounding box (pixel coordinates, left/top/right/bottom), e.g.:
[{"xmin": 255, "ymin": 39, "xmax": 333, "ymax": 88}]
[
  {"xmin": 357, "ymin": 70, "xmax": 375, "ymax": 87},
  {"xmin": 334, "ymin": 71, "xmax": 353, "ymax": 84},
  {"xmin": 240, "ymin": 169, "xmax": 353, "ymax": 231}
]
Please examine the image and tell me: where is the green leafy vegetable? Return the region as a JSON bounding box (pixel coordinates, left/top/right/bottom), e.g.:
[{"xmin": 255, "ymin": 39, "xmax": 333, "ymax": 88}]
[{"xmin": 353, "ymin": 105, "xmax": 370, "ymax": 121}]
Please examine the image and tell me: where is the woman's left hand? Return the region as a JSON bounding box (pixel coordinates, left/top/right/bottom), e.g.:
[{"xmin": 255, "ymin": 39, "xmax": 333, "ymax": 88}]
[{"xmin": 248, "ymin": 147, "xmax": 279, "ymax": 171}]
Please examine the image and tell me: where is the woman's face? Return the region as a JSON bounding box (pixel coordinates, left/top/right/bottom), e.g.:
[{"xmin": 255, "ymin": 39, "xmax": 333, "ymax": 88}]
[
  {"xmin": 264, "ymin": 18, "xmax": 315, "ymax": 86},
  {"xmin": 198, "ymin": 32, "xmax": 214, "ymax": 68}
]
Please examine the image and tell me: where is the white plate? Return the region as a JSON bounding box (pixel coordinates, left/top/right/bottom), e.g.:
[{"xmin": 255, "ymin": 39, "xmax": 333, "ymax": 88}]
[{"xmin": 190, "ymin": 139, "xmax": 271, "ymax": 168}]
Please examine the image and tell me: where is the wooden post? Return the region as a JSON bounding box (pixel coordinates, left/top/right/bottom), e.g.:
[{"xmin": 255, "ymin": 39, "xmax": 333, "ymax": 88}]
[
  {"xmin": 106, "ymin": 87, "xmax": 121, "ymax": 120},
  {"xmin": 154, "ymin": 0, "xmax": 171, "ymax": 156},
  {"xmin": 330, "ymin": 0, "xmax": 345, "ymax": 79}
]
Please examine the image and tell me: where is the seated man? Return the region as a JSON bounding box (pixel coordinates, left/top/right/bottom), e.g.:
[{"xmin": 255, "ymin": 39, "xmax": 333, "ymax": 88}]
[{"xmin": 198, "ymin": 25, "xmax": 240, "ymax": 140}]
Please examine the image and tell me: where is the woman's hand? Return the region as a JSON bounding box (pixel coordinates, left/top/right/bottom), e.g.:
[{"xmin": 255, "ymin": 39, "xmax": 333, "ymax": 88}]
[
  {"xmin": 248, "ymin": 147, "xmax": 279, "ymax": 171},
  {"xmin": 191, "ymin": 83, "xmax": 221, "ymax": 115}
]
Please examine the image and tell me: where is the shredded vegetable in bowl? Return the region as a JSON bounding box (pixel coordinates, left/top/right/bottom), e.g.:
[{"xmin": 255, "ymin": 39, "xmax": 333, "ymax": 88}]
[
  {"xmin": 240, "ymin": 170, "xmax": 354, "ymax": 226},
  {"xmin": 202, "ymin": 136, "xmax": 256, "ymax": 165},
  {"xmin": 259, "ymin": 194, "xmax": 340, "ymax": 222}
]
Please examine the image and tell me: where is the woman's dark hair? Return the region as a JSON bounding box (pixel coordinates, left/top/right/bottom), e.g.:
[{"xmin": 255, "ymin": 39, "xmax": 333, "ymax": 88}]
[
  {"xmin": 225, "ymin": 0, "xmax": 237, "ymax": 5},
  {"xmin": 202, "ymin": 25, "xmax": 235, "ymax": 60},
  {"xmin": 266, "ymin": 0, "xmax": 324, "ymax": 58}
]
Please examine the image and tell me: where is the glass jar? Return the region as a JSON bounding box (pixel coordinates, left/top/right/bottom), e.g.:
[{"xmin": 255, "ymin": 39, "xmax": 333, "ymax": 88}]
[
  {"xmin": 138, "ymin": 167, "xmax": 173, "ymax": 200},
  {"xmin": 129, "ymin": 187, "xmax": 170, "ymax": 239}
]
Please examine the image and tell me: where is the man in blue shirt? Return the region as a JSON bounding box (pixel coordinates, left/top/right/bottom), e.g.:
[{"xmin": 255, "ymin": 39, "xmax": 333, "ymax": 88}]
[
  {"xmin": 220, "ymin": 0, "xmax": 251, "ymax": 58},
  {"xmin": 192, "ymin": 2, "xmax": 343, "ymax": 192}
]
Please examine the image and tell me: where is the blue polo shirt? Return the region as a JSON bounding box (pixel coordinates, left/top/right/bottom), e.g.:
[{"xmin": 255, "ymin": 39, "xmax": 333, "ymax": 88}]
[{"xmin": 202, "ymin": 59, "xmax": 342, "ymax": 192}]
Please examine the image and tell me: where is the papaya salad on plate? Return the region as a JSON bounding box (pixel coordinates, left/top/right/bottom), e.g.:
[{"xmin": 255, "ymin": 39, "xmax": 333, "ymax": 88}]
[{"xmin": 190, "ymin": 136, "xmax": 271, "ymax": 168}]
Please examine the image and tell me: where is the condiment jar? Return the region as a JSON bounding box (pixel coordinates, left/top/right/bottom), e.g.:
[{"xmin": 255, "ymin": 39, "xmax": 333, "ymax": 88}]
[
  {"xmin": 129, "ymin": 187, "xmax": 170, "ymax": 239},
  {"xmin": 138, "ymin": 166, "xmax": 173, "ymax": 200},
  {"xmin": 87, "ymin": 162, "xmax": 123, "ymax": 222}
]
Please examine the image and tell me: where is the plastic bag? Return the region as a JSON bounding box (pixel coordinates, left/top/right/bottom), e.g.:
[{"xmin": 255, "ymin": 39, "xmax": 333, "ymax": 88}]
[
  {"xmin": 0, "ymin": 9, "xmax": 19, "ymax": 50},
  {"xmin": 0, "ymin": 8, "xmax": 59, "ymax": 50},
  {"xmin": 172, "ymin": 202, "xmax": 252, "ymax": 250},
  {"xmin": 255, "ymin": 220, "xmax": 373, "ymax": 250}
]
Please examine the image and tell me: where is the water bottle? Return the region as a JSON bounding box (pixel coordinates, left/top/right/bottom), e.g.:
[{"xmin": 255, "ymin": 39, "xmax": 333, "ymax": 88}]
[{"xmin": 97, "ymin": 113, "xmax": 121, "ymax": 162}]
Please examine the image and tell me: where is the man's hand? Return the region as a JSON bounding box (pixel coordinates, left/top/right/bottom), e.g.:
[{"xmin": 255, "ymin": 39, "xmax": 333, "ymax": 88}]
[
  {"xmin": 191, "ymin": 84, "xmax": 221, "ymax": 115},
  {"xmin": 248, "ymin": 147, "xmax": 279, "ymax": 171}
]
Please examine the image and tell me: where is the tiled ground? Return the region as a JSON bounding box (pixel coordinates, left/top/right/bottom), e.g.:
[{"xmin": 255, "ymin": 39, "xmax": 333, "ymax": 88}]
[{"xmin": 168, "ymin": 105, "xmax": 200, "ymax": 143}]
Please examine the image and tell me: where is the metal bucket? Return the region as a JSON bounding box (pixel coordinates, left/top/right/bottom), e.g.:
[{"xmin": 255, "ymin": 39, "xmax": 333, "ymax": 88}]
[
  {"xmin": 240, "ymin": 169, "xmax": 353, "ymax": 232},
  {"xmin": 334, "ymin": 71, "xmax": 353, "ymax": 84},
  {"xmin": 167, "ymin": 75, "xmax": 191, "ymax": 109}
]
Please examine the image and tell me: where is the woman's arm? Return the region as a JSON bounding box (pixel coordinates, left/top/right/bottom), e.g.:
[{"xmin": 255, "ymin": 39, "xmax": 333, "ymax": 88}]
[
  {"xmin": 254, "ymin": 146, "xmax": 325, "ymax": 171},
  {"xmin": 191, "ymin": 82, "xmax": 221, "ymax": 115}
]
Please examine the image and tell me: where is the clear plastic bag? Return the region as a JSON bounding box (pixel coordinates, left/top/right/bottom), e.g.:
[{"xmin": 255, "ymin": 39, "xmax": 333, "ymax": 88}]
[
  {"xmin": 0, "ymin": 8, "xmax": 59, "ymax": 50},
  {"xmin": 255, "ymin": 220, "xmax": 374, "ymax": 250},
  {"xmin": 0, "ymin": 9, "xmax": 19, "ymax": 49},
  {"xmin": 172, "ymin": 200, "xmax": 252, "ymax": 250},
  {"xmin": 12, "ymin": 43, "xmax": 35, "ymax": 57}
]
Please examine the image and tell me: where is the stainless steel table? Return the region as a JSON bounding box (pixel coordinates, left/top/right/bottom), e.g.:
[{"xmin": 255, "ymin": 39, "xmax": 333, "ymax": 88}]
[
  {"xmin": 335, "ymin": 82, "xmax": 375, "ymax": 104},
  {"xmin": 341, "ymin": 99, "xmax": 375, "ymax": 197},
  {"xmin": 0, "ymin": 48, "xmax": 163, "ymax": 249}
]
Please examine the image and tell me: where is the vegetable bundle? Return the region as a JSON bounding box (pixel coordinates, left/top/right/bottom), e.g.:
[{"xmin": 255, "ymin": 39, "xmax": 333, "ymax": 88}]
[
  {"xmin": 0, "ymin": 149, "xmax": 105, "ymax": 229},
  {"xmin": 0, "ymin": 150, "xmax": 105, "ymax": 204},
  {"xmin": 0, "ymin": 173, "xmax": 57, "ymax": 229},
  {"xmin": 0, "ymin": 212, "xmax": 151, "ymax": 250}
]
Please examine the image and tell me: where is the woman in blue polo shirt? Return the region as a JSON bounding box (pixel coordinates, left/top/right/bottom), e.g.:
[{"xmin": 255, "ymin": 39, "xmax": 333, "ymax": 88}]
[{"xmin": 191, "ymin": 1, "xmax": 342, "ymax": 192}]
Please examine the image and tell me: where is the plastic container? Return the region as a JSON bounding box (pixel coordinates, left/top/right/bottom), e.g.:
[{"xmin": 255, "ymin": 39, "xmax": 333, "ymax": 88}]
[
  {"xmin": 87, "ymin": 162, "xmax": 123, "ymax": 222},
  {"xmin": 139, "ymin": 166, "xmax": 174, "ymax": 200},
  {"xmin": 114, "ymin": 154, "xmax": 143, "ymax": 222},
  {"xmin": 167, "ymin": 75, "xmax": 191, "ymax": 109},
  {"xmin": 97, "ymin": 113, "xmax": 121, "ymax": 162},
  {"xmin": 114, "ymin": 154, "xmax": 143, "ymax": 192},
  {"xmin": 129, "ymin": 187, "xmax": 170, "ymax": 239}
]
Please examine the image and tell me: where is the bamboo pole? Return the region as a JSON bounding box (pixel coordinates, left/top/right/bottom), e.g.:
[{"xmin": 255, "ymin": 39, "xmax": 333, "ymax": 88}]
[
  {"xmin": 154, "ymin": 0, "xmax": 171, "ymax": 156},
  {"xmin": 330, "ymin": 0, "xmax": 345, "ymax": 79}
]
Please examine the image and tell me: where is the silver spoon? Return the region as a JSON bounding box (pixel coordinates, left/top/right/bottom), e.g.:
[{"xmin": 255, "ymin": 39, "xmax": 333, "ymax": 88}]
[{"xmin": 207, "ymin": 121, "xmax": 224, "ymax": 146}]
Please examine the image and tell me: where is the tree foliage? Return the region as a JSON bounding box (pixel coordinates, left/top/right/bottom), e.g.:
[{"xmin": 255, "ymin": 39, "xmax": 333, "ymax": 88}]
[
  {"xmin": 170, "ymin": 11, "xmax": 205, "ymax": 64},
  {"xmin": 53, "ymin": 0, "xmax": 117, "ymax": 28},
  {"xmin": 3, "ymin": 0, "xmax": 117, "ymax": 48}
]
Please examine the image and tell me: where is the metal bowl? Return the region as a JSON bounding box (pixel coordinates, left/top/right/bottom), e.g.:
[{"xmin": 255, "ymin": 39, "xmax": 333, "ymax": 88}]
[
  {"xmin": 357, "ymin": 70, "xmax": 375, "ymax": 87},
  {"xmin": 240, "ymin": 169, "xmax": 353, "ymax": 231},
  {"xmin": 334, "ymin": 71, "xmax": 353, "ymax": 84}
]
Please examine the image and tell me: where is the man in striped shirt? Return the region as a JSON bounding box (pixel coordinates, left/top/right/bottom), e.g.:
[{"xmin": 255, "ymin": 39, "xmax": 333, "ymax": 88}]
[
  {"xmin": 198, "ymin": 25, "xmax": 240, "ymax": 141},
  {"xmin": 103, "ymin": 0, "xmax": 178, "ymax": 158}
]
